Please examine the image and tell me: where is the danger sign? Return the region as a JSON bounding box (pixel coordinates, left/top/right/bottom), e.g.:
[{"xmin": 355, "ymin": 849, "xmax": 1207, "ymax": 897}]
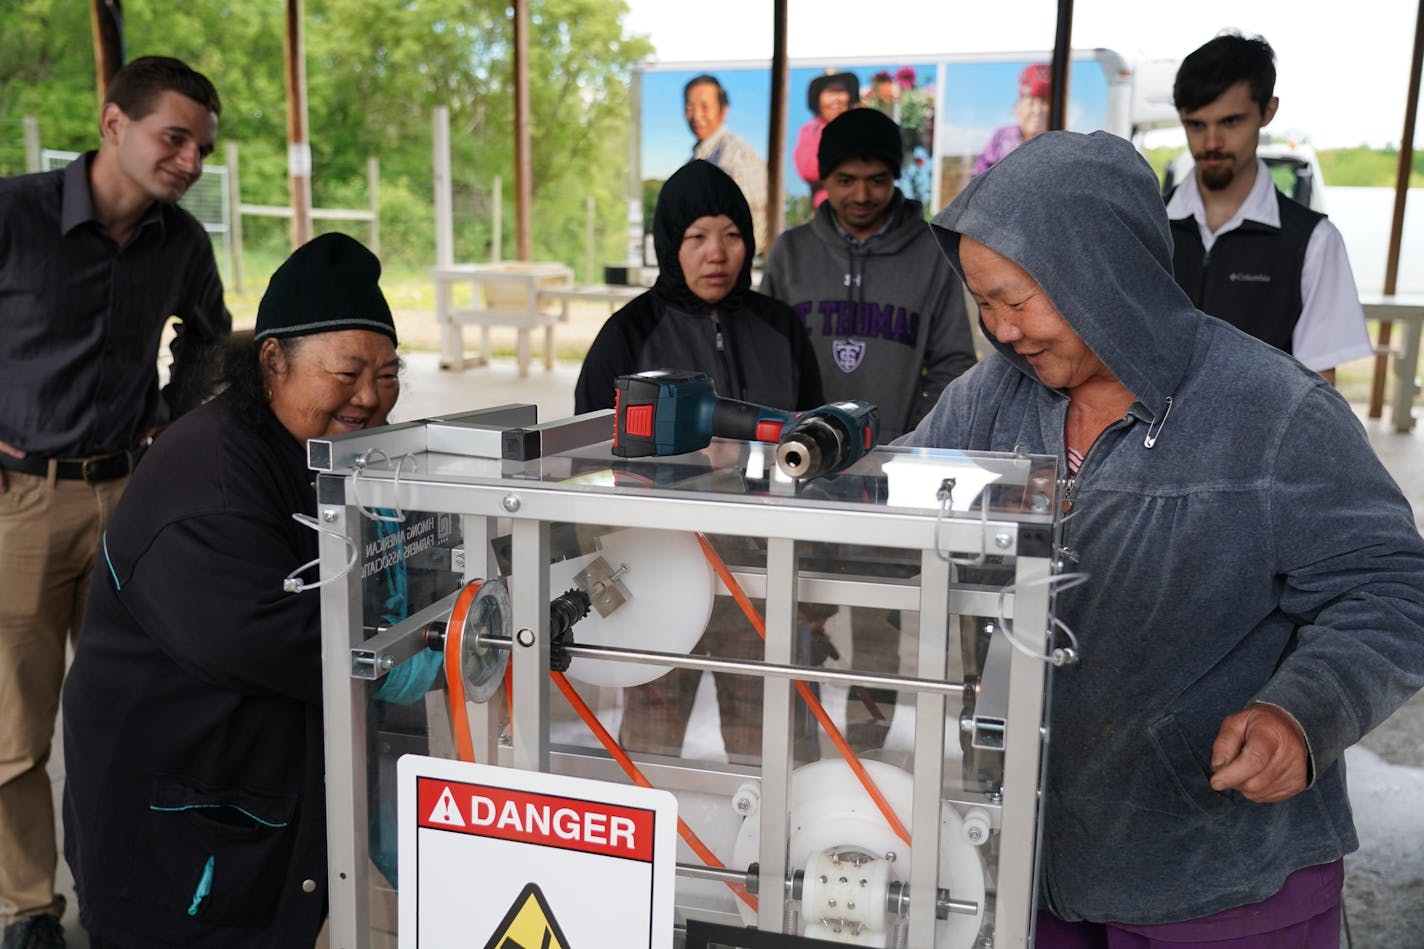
[
  {"xmin": 398, "ymin": 755, "xmax": 676, "ymax": 949},
  {"xmin": 415, "ymin": 778, "xmax": 655, "ymax": 861}
]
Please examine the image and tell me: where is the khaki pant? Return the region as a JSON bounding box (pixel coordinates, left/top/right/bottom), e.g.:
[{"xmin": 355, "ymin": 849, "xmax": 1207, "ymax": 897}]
[{"xmin": 0, "ymin": 468, "xmax": 127, "ymax": 924}]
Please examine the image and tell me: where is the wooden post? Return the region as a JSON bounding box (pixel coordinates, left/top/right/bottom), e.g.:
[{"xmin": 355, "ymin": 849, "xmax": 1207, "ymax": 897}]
[
  {"xmin": 284, "ymin": 0, "xmax": 313, "ymax": 248},
  {"xmin": 433, "ymin": 106, "xmax": 454, "ymax": 267},
  {"xmin": 89, "ymin": 0, "xmax": 124, "ymax": 106},
  {"xmin": 23, "ymin": 116, "xmax": 40, "ymax": 173},
  {"xmin": 492, "ymin": 175, "xmax": 503, "ymax": 263},
  {"xmin": 585, "ymin": 195, "xmax": 596, "ymax": 284},
  {"xmin": 226, "ymin": 140, "xmax": 244, "ymax": 293},
  {"xmin": 367, "ymin": 156, "xmax": 380, "ymax": 257},
  {"xmin": 766, "ymin": 0, "xmax": 788, "ymax": 249},
  {"xmin": 512, "ymin": 0, "xmax": 533, "ymax": 261},
  {"xmin": 1049, "ymin": 0, "xmax": 1074, "ymax": 131},
  {"xmin": 1369, "ymin": 0, "xmax": 1424, "ymax": 418}
]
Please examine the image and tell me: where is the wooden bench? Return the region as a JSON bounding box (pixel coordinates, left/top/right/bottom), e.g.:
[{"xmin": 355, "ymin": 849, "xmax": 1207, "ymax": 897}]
[
  {"xmin": 431, "ymin": 262, "xmax": 573, "ymax": 376},
  {"xmin": 1360, "ymin": 293, "xmax": 1424, "ymax": 434}
]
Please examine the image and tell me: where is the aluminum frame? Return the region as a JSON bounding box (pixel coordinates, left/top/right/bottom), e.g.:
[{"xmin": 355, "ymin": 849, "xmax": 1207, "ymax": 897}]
[{"xmin": 317, "ymin": 418, "xmax": 1059, "ymax": 949}]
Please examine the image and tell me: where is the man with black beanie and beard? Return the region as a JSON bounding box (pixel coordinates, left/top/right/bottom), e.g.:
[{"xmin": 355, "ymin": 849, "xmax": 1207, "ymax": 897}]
[
  {"xmin": 1168, "ymin": 32, "xmax": 1371, "ymax": 384},
  {"xmin": 761, "ymin": 107, "xmax": 976, "ymax": 442}
]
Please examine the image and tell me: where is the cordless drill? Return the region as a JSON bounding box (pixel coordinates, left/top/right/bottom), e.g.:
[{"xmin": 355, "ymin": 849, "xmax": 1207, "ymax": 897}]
[{"xmin": 612, "ymin": 370, "xmax": 879, "ymax": 480}]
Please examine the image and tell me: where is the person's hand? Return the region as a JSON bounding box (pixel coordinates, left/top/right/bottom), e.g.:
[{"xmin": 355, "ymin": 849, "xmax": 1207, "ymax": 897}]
[
  {"xmin": 0, "ymin": 438, "xmax": 24, "ymax": 495},
  {"xmin": 1209, "ymin": 704, "xmax": 1309, "ymax": 803}
]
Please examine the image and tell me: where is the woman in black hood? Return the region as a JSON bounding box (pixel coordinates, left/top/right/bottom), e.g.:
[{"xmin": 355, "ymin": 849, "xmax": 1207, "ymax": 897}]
[
  {"xmin": 574, "ymin": 160, "xmax": 822, "ymax": 413},
  {"xmin": 573, "ymin": 161, "xmax": 824, "ymax": 763}
]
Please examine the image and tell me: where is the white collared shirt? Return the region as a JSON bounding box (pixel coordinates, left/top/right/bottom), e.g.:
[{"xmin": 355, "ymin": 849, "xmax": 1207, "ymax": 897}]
[{"xmin": 1167, "ymin": 159, "xmax": 1373, "ymax": 372}]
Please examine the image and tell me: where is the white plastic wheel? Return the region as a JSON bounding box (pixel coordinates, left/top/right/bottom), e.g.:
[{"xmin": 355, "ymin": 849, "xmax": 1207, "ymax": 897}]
[
  {"xmin": 730, "ymin": 758, "xmax": 986, "ymax": 948},
  {"xmin": 552, "ymin": 528, "xmax": 715, "ymax": 688}
]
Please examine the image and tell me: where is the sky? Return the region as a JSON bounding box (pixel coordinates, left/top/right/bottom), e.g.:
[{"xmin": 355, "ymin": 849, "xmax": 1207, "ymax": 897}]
[{"xmin": 623, "ymin": 0, "xmax": 1422, "ymax": 151}]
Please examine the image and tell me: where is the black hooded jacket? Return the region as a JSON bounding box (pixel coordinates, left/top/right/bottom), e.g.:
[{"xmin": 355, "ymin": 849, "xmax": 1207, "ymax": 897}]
[
  {"xmin": 62, "ymin": 394, "xmax": 328, "ymax": 947},
  {"xmin": 574, "ymin": 160, "xmax": 822, "ymax": 413}
]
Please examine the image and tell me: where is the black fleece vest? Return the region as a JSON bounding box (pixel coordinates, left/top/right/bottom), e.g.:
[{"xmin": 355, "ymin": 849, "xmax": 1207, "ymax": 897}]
[{"xmin": 1169, "ymin": 188, "xmax": 1323, "ymax": 354}]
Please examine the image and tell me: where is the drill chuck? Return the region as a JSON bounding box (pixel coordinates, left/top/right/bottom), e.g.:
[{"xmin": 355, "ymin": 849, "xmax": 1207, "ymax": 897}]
[
  {"xmin": 775, "ymin": 417, "xmax": 844, "ymax": 480},
  {"xmin": 773, "ymin": 401, "xmax": 879, "ymax": 480}
]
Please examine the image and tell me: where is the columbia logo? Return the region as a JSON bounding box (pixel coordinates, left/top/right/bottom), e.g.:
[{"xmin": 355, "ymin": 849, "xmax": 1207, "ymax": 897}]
[{"xmin": 1228, "ymin": 272, "xmax": 1271, "ymax": 283}]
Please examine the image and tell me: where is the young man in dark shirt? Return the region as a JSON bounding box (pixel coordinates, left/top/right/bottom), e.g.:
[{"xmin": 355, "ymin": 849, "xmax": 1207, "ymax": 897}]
[{"xmin": 0, "ymin": 56, "xmax": 230, "ymax": 948}]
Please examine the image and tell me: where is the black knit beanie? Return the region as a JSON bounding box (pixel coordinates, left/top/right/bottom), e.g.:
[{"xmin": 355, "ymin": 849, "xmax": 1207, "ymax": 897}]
[
  {"xmin": 818, "ymin": 108, "xmax": 903, "ymax": 180},
  {"xmin": 255, "ymin": 232, "xmax": 397, "ymax": 345}
]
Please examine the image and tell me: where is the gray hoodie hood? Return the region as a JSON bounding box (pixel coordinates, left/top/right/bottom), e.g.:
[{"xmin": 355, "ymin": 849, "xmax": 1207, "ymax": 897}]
[{"xmin": 930, "ymin": 130, "xmax": 1194, "ymax": 428}]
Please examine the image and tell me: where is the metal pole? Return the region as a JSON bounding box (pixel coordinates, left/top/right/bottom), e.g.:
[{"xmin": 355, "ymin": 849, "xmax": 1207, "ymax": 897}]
[
  {"xmin": 284, "ymin": 0, "xmax": 313, "ymax": 248},
  {"xmin": 367, "ymin": 156, "xmax": 380, "ymax": 257},
  {"xmin": 225, "ymin": 140, "xmax": 244, "ymax": 293},
  {"xmin": 766, "ymin": 0, "xmax": 789, "ymax": 249},
  {"xmin": 1049, "ymin": 0, "xmax": 1074, "ymax": 131},
  {"xmin": 1369, "ymin": 0, "xmax": 1424, "ymax": 418},
  {"xmin": 512, "ymin": 0, "xmax": 533, "ymax": 261}
]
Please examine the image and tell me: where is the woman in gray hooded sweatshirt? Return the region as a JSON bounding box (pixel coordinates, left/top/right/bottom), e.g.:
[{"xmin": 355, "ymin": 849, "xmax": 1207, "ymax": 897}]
[{"xmin": 900, "ymin": 131, "xmax": 1424, "ymax": 944}]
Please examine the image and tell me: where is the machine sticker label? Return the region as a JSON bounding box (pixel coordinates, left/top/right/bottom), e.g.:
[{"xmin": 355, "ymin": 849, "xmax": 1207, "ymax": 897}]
[
  {"xmin": 481, "ymin": 882, "xmax": 570, "ymax": 949},
  {"xmin": 398, "ymin": 756, "xmax": 676, "ymax": 949}
]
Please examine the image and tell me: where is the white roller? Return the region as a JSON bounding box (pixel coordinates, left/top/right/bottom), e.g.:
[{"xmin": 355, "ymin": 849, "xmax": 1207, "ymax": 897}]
[
  {"xmin": 731, "ymin": 758, "xmax": 986, "ymax": 948},
  {"xmin": 553, "ymin": 528, "xmax": 715, "ymax": 688}
]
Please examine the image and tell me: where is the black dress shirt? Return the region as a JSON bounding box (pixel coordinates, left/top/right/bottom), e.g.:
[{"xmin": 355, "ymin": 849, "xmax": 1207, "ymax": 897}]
[{"xmin": 0, "ymin": 153, "xmax": 231, "ymax": 456}]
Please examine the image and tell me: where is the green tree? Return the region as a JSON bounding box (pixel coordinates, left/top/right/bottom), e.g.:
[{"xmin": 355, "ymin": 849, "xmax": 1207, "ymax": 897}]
[{"xmin": 0, "ymin": 0, "xmax": 652, "ymax": 273}]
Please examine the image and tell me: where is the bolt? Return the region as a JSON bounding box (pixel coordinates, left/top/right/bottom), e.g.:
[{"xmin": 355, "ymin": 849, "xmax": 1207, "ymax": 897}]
[
  {"xmin": 828, "ymin": 899, "xmax": 837, "ymax": 908},
  {"xmin": 967, "ymin": 826, "xmax": 984, "ymax": 842},
  {"xmin": 321, "ymin": 509, "xmax": 337, "ymax": 522},
  {"xmin": 960, "ymin": 716, "xmax": 975, "ymax": 734},
  {"xmin": 847, "ymin": 901, "xmax": 855, "ymax": 910},
  {"xmin": 994, "ymin": 531, "xmax": 1012, "ymax": 549},
  {"xmin": 819, "ymin": 875, "xmax": 828, "ymax": 884},
  {"xmin": 502, "ymin": 495, "xmax": 520, "ymax": 513},
  {"xmin": 454, "ymin": 551, "xmax": 465, "ymax": 569},
  {"xmin": 839, "ymin": 877, "xmax": 847, "ymax": 885},
  {"xmin": 884, "ymin": 852, "xmax": 896, "ymax": 863},
  {"xmin": 516, "ymin": 628, "xmax": 535, "ymax": 647},
  {"xmin": 859, "ymin": 879, "xmax": 867, "ymax": 887},
  {"xmin": 378, "ymin": 655, "xmax": 395, "ymax": 671}
]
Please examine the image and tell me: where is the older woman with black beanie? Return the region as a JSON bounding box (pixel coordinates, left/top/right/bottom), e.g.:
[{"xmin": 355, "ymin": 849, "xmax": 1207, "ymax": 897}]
[
  {"xmin": 61, "ymin": 233, "xmax": 399, "ymax": 948},
  {"xmin": 574, "ymin": 159, "xmax": 822, "ymax": 415}
]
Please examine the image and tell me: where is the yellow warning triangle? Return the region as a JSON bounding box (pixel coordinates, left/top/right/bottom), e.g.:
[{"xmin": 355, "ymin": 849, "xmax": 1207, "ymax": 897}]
[{"xmin": 481, "ymin": 882, "xmax": 570, "ymax": 949}]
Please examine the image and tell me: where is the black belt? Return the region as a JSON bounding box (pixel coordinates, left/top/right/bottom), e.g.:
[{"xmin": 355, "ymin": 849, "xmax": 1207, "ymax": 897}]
[{"xmin": 0, "ymin": 447, "xmax": 145, "ymax": 483}]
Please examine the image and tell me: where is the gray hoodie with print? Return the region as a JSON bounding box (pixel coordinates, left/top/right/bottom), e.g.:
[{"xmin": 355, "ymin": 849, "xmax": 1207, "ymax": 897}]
[
  {"xmin": 901, "ymin": 131, "xmax": 1424, "ymax": 924},
  {"xmin": 760, "ymin": 191, "xmax": 977, "ymax": 440}
]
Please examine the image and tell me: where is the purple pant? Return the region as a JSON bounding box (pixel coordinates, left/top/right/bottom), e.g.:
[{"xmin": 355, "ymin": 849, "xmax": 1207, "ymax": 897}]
[{"xmin": 1035, "ymin": 860, "xmax": 1343, "ymax": 948}]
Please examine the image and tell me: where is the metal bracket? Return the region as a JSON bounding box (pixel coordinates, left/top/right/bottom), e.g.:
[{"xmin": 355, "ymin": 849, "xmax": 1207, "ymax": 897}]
[{"xmin": 971, "ymin": 626, "xmax": 1013, "ymax": 750}]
